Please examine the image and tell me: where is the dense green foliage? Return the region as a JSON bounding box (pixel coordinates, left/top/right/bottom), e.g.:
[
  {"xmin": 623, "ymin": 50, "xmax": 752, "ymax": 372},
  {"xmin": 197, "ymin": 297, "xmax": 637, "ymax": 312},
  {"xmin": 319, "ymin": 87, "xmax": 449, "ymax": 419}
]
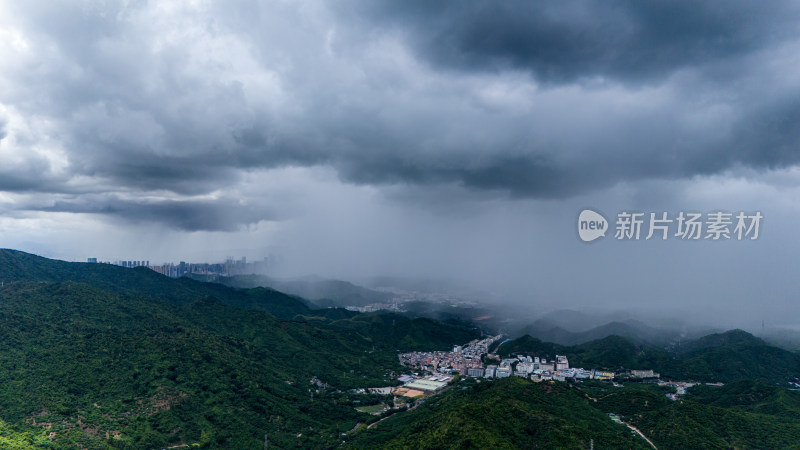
[
  {"xmin": 631, "ymin": 399, "xmax": 800, "ymax": 449},
  {"xmin": 0, "ymin": 419, "xmax": 53, "ymax": 449},
  {"xmin": 330, "ymin": 313, "xmax": 480, "ymax": 352},
  {"xmin": 3, "ymin": 249, "xmax": 800, "ymax": 448},
  {"xmin": 0, "ymin": 250, "xmax": 478, "ymax": 448},
  {"xmin": 0, "ymin": 281, "xmax": 399, "ymax": 448},
  {"xmin": 499, "ymin": 331, "xmax": 800, "ymax": 384},
  {"xmin": 674, "ymin": 330, "xmax": 800, "ymax": 383},
  {"xmin": 578, "ymin": 381, "xmax": 674, "ymax": 417},
  {"xmin": 576, "ymin": 381, "xmax": 800, "ymax": 449},
  {"xmin": 686, "ymin": 380, "xmax": 800, "ymax": 419},
  {"xmin": 351, "ymin": 377, "xmax": 800, "ymax": 449},
  {"xmin": 0, "ymin": 249, "xmax": 323, "ymax": 319},
  {"xmin": 346, "ymin": 377, "xmax": 650, "ymax": 449}
]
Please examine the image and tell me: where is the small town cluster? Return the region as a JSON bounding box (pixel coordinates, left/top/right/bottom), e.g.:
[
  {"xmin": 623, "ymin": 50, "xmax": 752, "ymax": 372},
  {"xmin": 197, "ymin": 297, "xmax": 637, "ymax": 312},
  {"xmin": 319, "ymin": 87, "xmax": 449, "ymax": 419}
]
[{"xmin": 392, "ymin": 335, "xmax": 709, "ymax": 402}]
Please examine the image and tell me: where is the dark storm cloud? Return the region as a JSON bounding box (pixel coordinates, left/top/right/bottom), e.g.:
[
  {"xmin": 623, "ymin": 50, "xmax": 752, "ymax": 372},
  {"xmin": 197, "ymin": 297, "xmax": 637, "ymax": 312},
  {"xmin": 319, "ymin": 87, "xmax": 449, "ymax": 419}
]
[
  {"xmin": 37, "ymin": 196, "xmax": 269, "ymax": 232},
  {"xmin": 336, "ymin": 151, "xmax": 579, "ymax": 198},
  {"xmin": 733, "ymin": 100, "xmax": 800, "ymax": 170},
  {"xmin": 0, "ymin": 169, "xmax": 56, "ymax": 192},
  {"xmin": 1, "ymin": 1, "xmax": 799, "ymax": 230},
  {"xmin": 344, "ymin": 0, "xmax": 800, "ymax": 83},
  {"xmin": 0, "ymin": 150, "xmax": 67, "ymax": 193}
]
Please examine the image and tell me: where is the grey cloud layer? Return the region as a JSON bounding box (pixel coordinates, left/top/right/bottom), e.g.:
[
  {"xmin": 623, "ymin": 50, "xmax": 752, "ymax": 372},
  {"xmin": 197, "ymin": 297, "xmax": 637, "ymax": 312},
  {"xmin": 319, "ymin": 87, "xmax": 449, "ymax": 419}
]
[
  {"xmin": 37, "ymin": 195, "xmax": 268, "ymax": 232},
  {"xmin": 1, "ymin": 1, "xmax": 799, "ymax": 230},
  {"xmin": 348, "ymin": 1, "xmax": 799, "ymax": 82}
]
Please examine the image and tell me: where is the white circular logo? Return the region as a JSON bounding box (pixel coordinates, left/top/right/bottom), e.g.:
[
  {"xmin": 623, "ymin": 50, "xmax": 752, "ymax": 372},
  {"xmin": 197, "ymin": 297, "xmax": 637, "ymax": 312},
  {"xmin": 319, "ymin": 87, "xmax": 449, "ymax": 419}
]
[{"xmin": 578, "ymin": 209, "xmax": 608, "ymax": 242}]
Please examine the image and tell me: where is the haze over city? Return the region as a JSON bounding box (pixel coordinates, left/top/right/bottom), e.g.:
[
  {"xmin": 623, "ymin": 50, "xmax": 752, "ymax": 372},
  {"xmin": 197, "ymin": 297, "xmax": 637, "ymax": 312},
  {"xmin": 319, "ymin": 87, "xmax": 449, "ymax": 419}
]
[{"xmin": 1, "ymin": 1, "xmax": 800, "ymax": 329}]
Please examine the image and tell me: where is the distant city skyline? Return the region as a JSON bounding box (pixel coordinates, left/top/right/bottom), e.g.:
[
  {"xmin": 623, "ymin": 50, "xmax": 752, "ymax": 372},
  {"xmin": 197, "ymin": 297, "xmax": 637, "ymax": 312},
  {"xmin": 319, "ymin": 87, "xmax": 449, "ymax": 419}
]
[
  {"xmin": 1, "ymin": 2, "xmax": 799, "ymax": 328},
  {"xmin": 85, "ymin": 255, "xmax": 276, "ymax": 278}
]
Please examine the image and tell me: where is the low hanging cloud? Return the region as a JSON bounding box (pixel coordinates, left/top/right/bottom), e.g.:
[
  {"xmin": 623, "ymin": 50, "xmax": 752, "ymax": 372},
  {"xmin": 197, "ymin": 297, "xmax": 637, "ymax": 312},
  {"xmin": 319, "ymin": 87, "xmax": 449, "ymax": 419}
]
[
  {"xmin": 36, "ymin": 195, "xmax": 270, "ymax": 232},
  {"xmin": 1, "ymin": 1, "xmax": 799, "ymax": 231}
]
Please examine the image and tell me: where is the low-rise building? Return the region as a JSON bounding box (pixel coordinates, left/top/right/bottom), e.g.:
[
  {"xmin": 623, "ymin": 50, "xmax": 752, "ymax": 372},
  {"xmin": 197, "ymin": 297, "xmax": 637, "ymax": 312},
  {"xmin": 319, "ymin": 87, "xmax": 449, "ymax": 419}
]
[
  {"xmin": 630, "ymin": 369, "xmax": 659, "ymax": 379},
  {"xmin": 540, "ymin": 362, "xmax": 555, "ymax": 372},
  {"xmin": 556, "ymin": 355, "xmax": 569, "ymax": 370},
  {"xmin": 467, "ymin": 367, "xmax": 485, "ymax": 377},
  {"xmin": 592, "ymin": 370, "xmax": 615, "ymax": 381}
]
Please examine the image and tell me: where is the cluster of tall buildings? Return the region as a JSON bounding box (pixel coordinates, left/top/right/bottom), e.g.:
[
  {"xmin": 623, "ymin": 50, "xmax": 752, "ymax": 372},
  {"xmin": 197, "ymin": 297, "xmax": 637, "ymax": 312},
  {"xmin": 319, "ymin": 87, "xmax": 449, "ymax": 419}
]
[
  {"xmin": 86, "ymin": 258, "xmax": 149, "ymax": 268},
  {"xmin": 87, "ymin": 256, "xmax": 275, "ymax": 278},
  {"xmin": 118, "ymin": 260, "xmax": 150, "ymax": 268}
]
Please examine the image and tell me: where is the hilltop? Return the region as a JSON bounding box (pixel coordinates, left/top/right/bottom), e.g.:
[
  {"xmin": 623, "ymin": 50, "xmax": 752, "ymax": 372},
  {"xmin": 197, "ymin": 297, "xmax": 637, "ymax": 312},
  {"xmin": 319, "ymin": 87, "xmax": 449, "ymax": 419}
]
[
  {"xmin": 346, "ymin": 377, "xmax": 650, "ymax": 449},
  {"xmin": 0, "ymin": 249, "xmax": 479, "ymax": 448},
  {"xmin": 497, "ymin": 330, "xmax": 800, "ymax": 384},
  {"xmin": 187, "ymin": 273, "xmax": 394, "ymax": 308}
]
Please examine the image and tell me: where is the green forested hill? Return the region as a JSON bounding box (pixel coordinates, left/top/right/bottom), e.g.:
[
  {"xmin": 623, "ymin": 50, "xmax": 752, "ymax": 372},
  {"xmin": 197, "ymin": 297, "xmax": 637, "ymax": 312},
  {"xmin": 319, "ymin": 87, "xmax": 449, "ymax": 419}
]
[
  {"xmin": 498, "ymin": 330, "xmax": 800, "ymax": 384},
  {"xmin": 0, "ymin": 249, "xmax": 481, "ymax": 346},
  {"xmin": 0, "ymin": 248, "xmax": 322, "ymax": 319},
  {"xmin": 686, "ymin": 379, "xmax": 800, "ymax": 419},
  {"xmin": 630, "ymin": 399, "xmax": 800, "ymax": 449},
  {"xmin": 577, "ymin": 381, "xmax": 800, "ymax": 449},
  {"xmin": 0, "ymin": 281, "xmax": 398, "ymax": 447},
  {"xmin": 330, "ymin": 313, "xmax": 481, "ymax": 352},
  {"xmin": 346, "ymin": 377, "xmax": 650, "ymax": 449},
  {"xmin": 349, "ymin": 377, "xmax": 800, "ymax": 449},
  {"xmin": 0, "ymin": 250, "xmax": 479, "ymax": 448},
  {"xmin": 3, "ymin": 249, "xmax": 799, "ymax": 448}
]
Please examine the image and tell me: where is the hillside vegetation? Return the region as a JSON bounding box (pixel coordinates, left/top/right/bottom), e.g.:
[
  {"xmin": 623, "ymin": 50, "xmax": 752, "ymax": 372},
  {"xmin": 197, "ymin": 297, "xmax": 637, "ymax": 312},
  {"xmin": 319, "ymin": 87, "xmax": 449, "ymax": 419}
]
[
  {"xmin": 3, "ymin": 249, "xmax": 799, "ymax": 448},
  {"xmin": 350, "ymin": 377, "xmax": 800, "ymax": 449},
  {"xmin": 0, "ymin": 250, "xmax": 478, "ymax": 448},
  {"xmin": 498, "ymin": 331, "xmax": 800, "ymax": 384},
  {"xmin": 347, "ymin": 377, "xmax": 650, "ymax": 449}
]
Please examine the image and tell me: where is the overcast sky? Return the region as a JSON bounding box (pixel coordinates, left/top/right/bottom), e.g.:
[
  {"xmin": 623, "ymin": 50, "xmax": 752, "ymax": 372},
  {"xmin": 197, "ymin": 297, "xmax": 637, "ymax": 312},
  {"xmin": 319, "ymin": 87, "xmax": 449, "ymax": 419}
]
[{"xmin": 1, "ymin": 1, "xmax": 799, "ymax": 328}]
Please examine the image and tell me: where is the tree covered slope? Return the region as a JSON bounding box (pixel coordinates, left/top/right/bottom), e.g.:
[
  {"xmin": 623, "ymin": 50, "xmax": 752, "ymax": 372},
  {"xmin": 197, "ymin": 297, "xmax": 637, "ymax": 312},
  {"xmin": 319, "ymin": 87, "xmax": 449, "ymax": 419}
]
[{"xmin": 0, "ymin": 250, "xmax": 479, "ymax": 448}]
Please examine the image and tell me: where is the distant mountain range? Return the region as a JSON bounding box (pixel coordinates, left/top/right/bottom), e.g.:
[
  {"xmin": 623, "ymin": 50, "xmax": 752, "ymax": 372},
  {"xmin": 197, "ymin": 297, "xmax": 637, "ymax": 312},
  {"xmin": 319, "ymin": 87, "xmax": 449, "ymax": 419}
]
[
  {"xmin": 497, "ymin": 329, "xmax": 800, "ymax": 384},
  {"xmin": 192, "ymin": 276, "xmax": 714, "ymax": 350},
  {"xmin": 2, "ymin": 248, "xmax": 799, "ymax": 448},
  {"xmin": 188, "ymin": 273, "xmax": 394, "ymax": 307},
  {"xmin": 513, "ymin": 308, "xmax": 716, "ymax": 347},
  {"xmin": 517, "ymin": 318, "xmax": 676, "ymax": 346}
]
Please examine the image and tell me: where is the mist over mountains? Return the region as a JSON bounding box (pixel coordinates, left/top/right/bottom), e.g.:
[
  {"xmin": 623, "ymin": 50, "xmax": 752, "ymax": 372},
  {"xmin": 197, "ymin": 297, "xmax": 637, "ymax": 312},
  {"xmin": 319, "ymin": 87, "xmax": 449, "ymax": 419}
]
[
  {"xmin": 191, "ymin": 269, "xmax": 786, "ymax": 351},
  {"xmin": 0, "ymin": 249, "xmax": 799, "ymax": 448},
  {"xmin": 2, "ymin": 1, "xmax": 800, "ymax": 447}
]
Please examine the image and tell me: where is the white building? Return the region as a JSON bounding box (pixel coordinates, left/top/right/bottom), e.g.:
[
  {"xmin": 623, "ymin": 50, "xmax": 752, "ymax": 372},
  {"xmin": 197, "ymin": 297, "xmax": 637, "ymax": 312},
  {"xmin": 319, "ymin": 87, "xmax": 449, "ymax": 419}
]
[{"xmin": 495, "ymin": 367, "xmax": 511, "ymax": 378}]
